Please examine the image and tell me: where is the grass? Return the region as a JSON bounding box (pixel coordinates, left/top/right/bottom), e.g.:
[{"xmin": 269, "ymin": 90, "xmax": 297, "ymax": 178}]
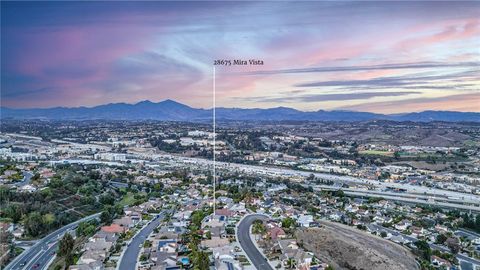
[
  {"xmin": 14, "ymin": 247, "xmax": 24, "ymax": 255},
  {"xmin": 359, "ymin": 150, "xmax": 394, "ymax": 157},
  {"xmin": 464, "ymin": 140, "xmax": 480, "ymax": 147},
  {"xmin": 118, "ymin": 192, "xmax": 136, "ymax": 207}
]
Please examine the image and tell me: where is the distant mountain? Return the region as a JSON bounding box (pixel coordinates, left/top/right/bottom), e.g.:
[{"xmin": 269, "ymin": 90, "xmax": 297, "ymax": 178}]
[
  {"xmin": 391, "ymin": 111, "xmax": 480, "ymax": 122},
  {"xmin": 1, "ymin": 100, "xmax": 479, "ymax": 122}
]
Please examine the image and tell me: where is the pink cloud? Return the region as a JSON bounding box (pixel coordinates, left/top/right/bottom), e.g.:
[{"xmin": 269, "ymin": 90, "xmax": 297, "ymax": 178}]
[{"xmin": 396, "ymin": 19, "xmax": 480, "ymax": 52}]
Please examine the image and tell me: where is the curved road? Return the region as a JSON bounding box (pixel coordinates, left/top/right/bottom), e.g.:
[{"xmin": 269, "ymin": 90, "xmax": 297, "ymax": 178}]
[
  {"xmin": 237, "ymin": 214, "xmax": 273, "ymax": 270},
  {"xmin": 12, "ymin": 172, "xmax": 33, "ymax": 187},
  {"xmin": 5, "ymin": 213, "xmax": 100, "ymax": 270},
  {"xmin": 118, "ymin": 211, "xmax": 166, "ymax": 270}
]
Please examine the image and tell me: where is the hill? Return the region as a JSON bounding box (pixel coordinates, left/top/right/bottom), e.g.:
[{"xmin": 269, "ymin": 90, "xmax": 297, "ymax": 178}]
[{"xmin": 1, "ymin": 100, "xmax": 478, "ymax": 122}]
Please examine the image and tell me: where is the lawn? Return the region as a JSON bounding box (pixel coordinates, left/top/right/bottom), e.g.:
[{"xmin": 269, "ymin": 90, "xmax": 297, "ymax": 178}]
[
  {"xmin": 118, "ymin": 192, "xmax": 136, "ymax": 207},
  {"xmin": 358, "ymin": 150, "xmax": 394, "ymax": 157}
]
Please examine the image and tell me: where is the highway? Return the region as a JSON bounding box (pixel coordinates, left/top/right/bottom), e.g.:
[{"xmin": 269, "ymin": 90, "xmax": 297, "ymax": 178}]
[
  {"xmin": 236, "ymin": 214, "xmax": 273, "ymax": 270},
  {"xmin": 162, "ymin": 155, "xmax": 480, "ymax": 205},
  {"xmin": 319, "ymin": 189, "xmax": 480, "ymax": 212},
  {"xmin": 5, "ymin": 213, "xmax": 101, "ymax": 270},
  {"xmin": 56, "ymin": 156, "xmax": 480, "ymax": 209},
  {"xmin": 118, "ymin": 211, "xmax": 166, "ymax": 270}
]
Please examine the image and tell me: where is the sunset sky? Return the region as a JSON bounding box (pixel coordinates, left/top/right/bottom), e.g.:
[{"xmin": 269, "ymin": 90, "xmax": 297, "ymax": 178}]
[{"xmin": 1, "ymin": 1, "xmax": 479, "ymax": 113}]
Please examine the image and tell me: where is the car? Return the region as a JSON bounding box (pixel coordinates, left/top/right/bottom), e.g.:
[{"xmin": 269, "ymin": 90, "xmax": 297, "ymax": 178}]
[
  {"xmin": 20, "ymin": 261, "xmax": 27, "ymax": 266},
  {"xmin": 33, "ymin": 263, "xmax": 40, "ymax": 269}
]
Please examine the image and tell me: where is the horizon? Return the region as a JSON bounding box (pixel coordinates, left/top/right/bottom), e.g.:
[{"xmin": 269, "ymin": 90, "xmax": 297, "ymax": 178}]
[
  {"xmin": 1, "ymin": 1, "xmax": 480, "ymax": 113},
  {"xmin": 2, "ymin": 98, "xmax": 479, "ymax": 116}
]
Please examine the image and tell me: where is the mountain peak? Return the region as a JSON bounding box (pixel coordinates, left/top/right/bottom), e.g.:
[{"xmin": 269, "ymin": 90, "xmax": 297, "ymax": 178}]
[
  {"xmin": 135, "ymin": 100, "xmax": 154, "ymax": 106},
  {"xmin": 1, "ymin": 102, "xmax": 478, "ymax": 122},
  {"xmin": 160, "ymin": 99, "xmax": 181, "ymax": 105}
]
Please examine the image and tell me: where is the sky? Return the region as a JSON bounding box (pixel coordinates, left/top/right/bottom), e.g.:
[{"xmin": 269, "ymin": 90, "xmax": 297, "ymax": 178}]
[{"xmin": 1, "ymin": 1, "xmax": 479, "ymax": 113}]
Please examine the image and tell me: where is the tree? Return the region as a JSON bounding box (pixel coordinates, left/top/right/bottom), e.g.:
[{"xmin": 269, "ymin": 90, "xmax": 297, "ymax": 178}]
[
  {"xmin": 415, "ymin": 240, "xmax": 431, "ymax": 261},
  {"xmin": 445, "ymin": 237, "xmax": 460, "ymax": 254},
  {"xmin": 281, "ymin": 217, "xmax": 296, "ymax": 229},
  {"xmin": 100, "ymin": 210, "xmax": 114, "ymax": 225},
  {"xmin": 76, "ymin": 221, "xmax": 97, "ymax": 237},
  {"xmin": 252, "ymin": 220, "xmax": 266, "ymax": 234},
  {"xmin": 476, "ymin": 214, "xmax": 480, "ymax": 230},
  {"xmin": 24, "ymin": 211, "xmax": 45, "ymax": 237},
  {"xmin": 195, "ymin": 250, "xmax": 210, "ymax": 270},
  {"xmin": 436, "ymin": 234, "xmax": 447, "ymax": 244},
  {"xmin": 190, "ymin": 210, "xmax": 206, "ymax": 229},
  {"xmin": 58, "ymin": 233, "xmax": 74, "ymax": 268}
]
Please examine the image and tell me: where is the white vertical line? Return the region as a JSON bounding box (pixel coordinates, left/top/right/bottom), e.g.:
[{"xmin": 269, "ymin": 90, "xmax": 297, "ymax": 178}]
[{"xmin": 213, "ymin": 65, "xmax": 216, "ymax": 215}]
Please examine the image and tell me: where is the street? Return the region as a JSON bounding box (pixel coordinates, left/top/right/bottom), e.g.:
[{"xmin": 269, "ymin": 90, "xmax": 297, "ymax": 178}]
[
  {"xmin": 236, "ymin": 214, "xmax": 273, "ymax": 270},
  {"xmin": 118, "ymin": 212, "xmax": 166, "ymax": 270},
  {"xmin": 5, "ymin": 213, "xmax": 100, "ymax": 270}
]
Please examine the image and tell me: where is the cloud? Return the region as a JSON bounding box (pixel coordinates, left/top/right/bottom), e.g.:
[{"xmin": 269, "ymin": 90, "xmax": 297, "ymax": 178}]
[
  {"xmin": 237, "ymin": 62, "xmax": 479, "ymax": 76},
  {"xmin": 1, "ymin": 1, "xmax": 479, "ymax": 112},
  {"xmin": 396, "ymin": 19, "xmax": 480, "ymax": 52},
  {"xmin": 294, "ymin": 70, "xmax": 478, "ymax": 89},
  {"xmin": 339, "ymin": 93, "xmax": 480, "ymax": 113},
  {"xmin": 238, "ymin": 91, "xmax": 421, "ymax": 103}
]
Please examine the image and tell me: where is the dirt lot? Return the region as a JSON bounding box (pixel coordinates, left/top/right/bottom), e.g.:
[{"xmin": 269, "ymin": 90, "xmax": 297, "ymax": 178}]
[{"xmin": 296, "ymin": 221, "xmax": 419, "ymax": 270}]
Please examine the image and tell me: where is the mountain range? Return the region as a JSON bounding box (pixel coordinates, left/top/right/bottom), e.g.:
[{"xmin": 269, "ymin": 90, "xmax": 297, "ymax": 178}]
[{"xmin": 1, "ymin": 99, "xmax": 479, "ymax": 122}]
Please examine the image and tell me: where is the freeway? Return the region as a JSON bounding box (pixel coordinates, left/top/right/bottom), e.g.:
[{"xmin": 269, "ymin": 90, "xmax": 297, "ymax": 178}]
[
  {"xmin": 236, "ymin": 214, "xmax": 273, "ymax": 270},
  {"xmin": 316, "ymin": 184, "xmax": 480, "ymax": 205},
  {"xmin": 5, "ymin": 213, "xmax": 101, "ymax": 270},
  {"xmin": 118, "ymin": 211, "xmax": 166, "ymax": 270},
  {"xmin": 162, "ymin": 155, "xmax": 480, "ymax": 204},
  {"xmin": 320, "ymin": 189, "xmax": 480, "ymax": 212},
  {"xmin": 55, "ymin": 157, "xmax": 480, "ymax": 208}
]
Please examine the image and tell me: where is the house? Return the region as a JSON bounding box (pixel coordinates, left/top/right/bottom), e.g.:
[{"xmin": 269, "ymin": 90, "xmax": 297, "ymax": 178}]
[
  {"xmin": 201, "ymin": 237, "xmax": 230, "ymax": 249},
  {"xmin": 431, "ymin": 255, "xmax": 452, "ymax": 269},
  {"xmin": 390, "ymin": 234, "xmax": 410, "ymax": 245},
  {"xmin": 212, "ymin": 245, "xmax": 241, "ymax": 270},
  {"xmin": 101, "ymin": 223, "xmax": 125, "ymax": 234},
  {"xmin": 268, "ymin": 226, "xmax": 286, "ymax": 241},
  {"xmin": 394, "ymin": 220, "xmax": 411, "ymax": 231},
  {"xmin": 278, "ymin": 239, "xmax": 315, "ymax": 270},
  {"xmin": 410, "ymin": 226, "xmax": 425, "ymax": 237},
  {"xmin": 297, "ymin": 215, "xmax": 314, "ymax": 227},
  {"xmin": 113, "ymin": 216, "xmax": 135, "ymax": 230},
  {"xmin": 366, "ymin": 224, "xmax": 379, "ymax": 233},
  {"xmin": 329, "ymin": 212, "xmax": 342, "ymax": 221},
  {"xmin": 215, "ymin": 208, "xmax": 234, "ymax": 217}
]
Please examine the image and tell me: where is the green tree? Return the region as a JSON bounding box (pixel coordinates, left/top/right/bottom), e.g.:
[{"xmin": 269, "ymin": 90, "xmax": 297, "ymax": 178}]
[
  {"xmin": 281, "ymin": 217, "xmax": 296, "ymax": 229},
  {"xmin": 190, "ymin": 210, "xmax": 206, "ymax": 228},
  {"xmin": 415, "ymin": 240, "xmax": 431, "ymax": 261},
  {"xmin": 76, "ymin": 221, "xmax": 97, "ymax": 237},
  {"xmin": 58, "ymin": 233, "xmax": 75, "ymax": 268},
  {"xmin": 436, "ymin": 234, "xmax": 447, "ymax": 244},
  {"xmin": 252, "ymin": 220, "xmax": 266, "ymax": 234},
  {"xmin": 193, "ymin": 250, "xmax": 209, "ymax": 270},
  {"xmin": 24, "ymin": 211, "xmax": 45, "ymax": 237}
]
